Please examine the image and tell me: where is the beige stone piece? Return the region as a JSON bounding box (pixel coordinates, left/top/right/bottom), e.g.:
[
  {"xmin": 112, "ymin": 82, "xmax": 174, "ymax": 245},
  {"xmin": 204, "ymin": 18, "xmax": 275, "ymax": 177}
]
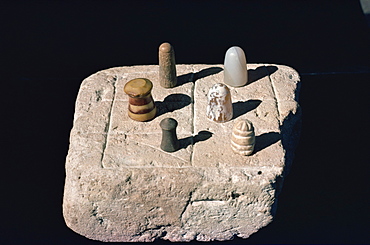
[
  {"xmin": 63, "ymin": 64, "xmax": 301, "ymax": 242},
  {"xmin": 159, "ymin": 42, "xmax": 177, "ymax": 88},
  {"xmin": 231, "ymin": 119, "xmax": 256, "ymax": 156}
]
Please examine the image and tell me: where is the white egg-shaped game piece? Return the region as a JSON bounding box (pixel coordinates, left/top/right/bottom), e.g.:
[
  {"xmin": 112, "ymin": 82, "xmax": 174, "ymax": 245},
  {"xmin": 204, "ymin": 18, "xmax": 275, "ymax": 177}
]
[
  {"xmin": 224, "ymin": 46, "xmax": 248, "ymax": 87},
  {"xmin": 231, "ymin": 119, "xmax": 255, "ymax": 156},
  {"xmin": 206, "ymin": 83, "xmax": 233, "ymax": 123}
]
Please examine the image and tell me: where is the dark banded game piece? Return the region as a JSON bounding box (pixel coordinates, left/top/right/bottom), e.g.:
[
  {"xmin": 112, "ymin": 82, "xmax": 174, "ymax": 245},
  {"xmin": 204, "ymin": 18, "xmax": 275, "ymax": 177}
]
[
  {"xmin": 124, "ymin": 78, "xmax": 157, "ymax": 122},
  {"xmin": 160, "ymin": 118, "xmax": 179, "ymax": 152}
]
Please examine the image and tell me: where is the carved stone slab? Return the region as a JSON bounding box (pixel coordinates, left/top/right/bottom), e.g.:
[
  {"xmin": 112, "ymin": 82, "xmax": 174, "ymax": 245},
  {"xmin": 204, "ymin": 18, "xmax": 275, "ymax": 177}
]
[{"xmin": 63, "ymin": 64, "xmax": 301, "ymax": 242}]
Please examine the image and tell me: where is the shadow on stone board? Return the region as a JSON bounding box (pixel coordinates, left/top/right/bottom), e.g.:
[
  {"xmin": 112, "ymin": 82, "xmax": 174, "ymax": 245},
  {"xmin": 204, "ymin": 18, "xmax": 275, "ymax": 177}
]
[
  {"xmin": 177, "ymin": 67, "xmax": 223, "ymax": 86},
  {"xmin": 248, "ymin": 65, "xmax": 278, "ymax": 85},
  {"xmin": 179, "ymin": 130, "xmax": 213, "ymax": 150},
  {"xmin": 193, "ymin": 67, "xmax": 223, "ymax": 81},
  {"xmin": 155, "ymin": 93, "xmax": 191, "ymax": 117},
  {"xmin": 232, "ymin": 99, "xmax": 262, "ymax": 119},
  {"xmin": 253, "ymin": 132, "xmax": 281, "ymax": 154},
  {"xmin": 279, "ymin": 107, "xmax": 302, "ymax": 176}
]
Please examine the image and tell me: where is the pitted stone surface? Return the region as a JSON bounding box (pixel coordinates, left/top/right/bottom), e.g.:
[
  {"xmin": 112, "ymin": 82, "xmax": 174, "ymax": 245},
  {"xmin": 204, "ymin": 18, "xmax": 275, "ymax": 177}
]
[{"xmin": 63, "ymin": 64, "xmax": 301, "ymax": 242}]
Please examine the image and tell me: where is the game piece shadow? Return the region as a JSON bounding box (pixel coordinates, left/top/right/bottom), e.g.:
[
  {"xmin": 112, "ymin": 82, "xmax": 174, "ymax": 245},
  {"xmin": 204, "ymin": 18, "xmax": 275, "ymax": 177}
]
[
  {"xmin": 177, "ymin": 67, "xmax": 223, "ymax": 86},
  {"xmin": 155, "ymin": 93, "xmax": 191, "ymax": 117},
  {"xmin": 232, "ymin": 99, "xmax": 262, "ymax": 119},
  {"xmin": 248, "ymin": 65, "xmax": 278, "ymax": 85},
  {"xmin": 253, "ymin": 132, "xmax": 281, "ymax": 154},
  {"xmin": 177, "ymin": 65, "xmax": 277, "ymax": 87},
  {"xmin": 179, "ymin": 130, "xmax": 213, "ymax": 150}
]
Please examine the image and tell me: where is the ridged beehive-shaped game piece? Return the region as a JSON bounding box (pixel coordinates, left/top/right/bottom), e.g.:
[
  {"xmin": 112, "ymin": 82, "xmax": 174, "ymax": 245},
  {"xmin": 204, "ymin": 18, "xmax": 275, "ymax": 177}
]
[{"xmin": 231, "ymin": 119, "xmax": 255, "ymax": 156}]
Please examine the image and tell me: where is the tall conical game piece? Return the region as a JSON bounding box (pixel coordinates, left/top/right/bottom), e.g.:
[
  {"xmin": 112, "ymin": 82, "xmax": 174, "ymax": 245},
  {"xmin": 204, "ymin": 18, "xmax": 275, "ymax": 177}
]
[{"xmin": 159, "ymin": 42, "xmax": 177, "ymax": 88}]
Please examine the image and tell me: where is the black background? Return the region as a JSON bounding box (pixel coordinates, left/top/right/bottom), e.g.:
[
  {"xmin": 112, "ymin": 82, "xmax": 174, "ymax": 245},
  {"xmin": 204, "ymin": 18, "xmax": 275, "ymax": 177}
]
[{"xmin": 1, "ymin": 0, "xmax": 370, "ymax": 244}]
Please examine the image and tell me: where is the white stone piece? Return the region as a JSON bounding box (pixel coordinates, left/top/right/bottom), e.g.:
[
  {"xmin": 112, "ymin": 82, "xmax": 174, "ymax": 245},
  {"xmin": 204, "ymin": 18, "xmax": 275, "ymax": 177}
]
[
  {"xmin": 63, "ymin": 64, "xmax": 301, "ymax": 242},
  {"xmin": 224, "ymin": 46, "xmax": 248, "ymax": 87},
  {"xmin": 231, "ymin": 119, "xmax": 255, "ymax": 156},
  {"xmin": 206, "ymin": 83, "xmax": 233, "ymax": 123}
]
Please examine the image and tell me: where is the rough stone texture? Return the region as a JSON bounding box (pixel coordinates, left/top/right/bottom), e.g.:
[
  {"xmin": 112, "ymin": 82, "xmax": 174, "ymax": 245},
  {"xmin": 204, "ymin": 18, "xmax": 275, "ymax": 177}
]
[{"xmin": 63, "ymin": 64, "xmax": 301, "ymax": 242}]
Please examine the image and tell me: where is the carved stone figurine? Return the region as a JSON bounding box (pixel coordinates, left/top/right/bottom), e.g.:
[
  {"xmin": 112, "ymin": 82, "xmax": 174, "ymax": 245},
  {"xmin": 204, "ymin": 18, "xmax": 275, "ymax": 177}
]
[
  {"xmin": 231, "ymin": 119, "xmax": 255, "ymax": 156},
  {"xmin": 224, "ymin": 46, "xmax": 248, "ymax": 87},
  {"xmin": 206, "ymin": 83, "xmax": 233, "ymax": 123},
  {"xmin": 123, "ymin": 78, "xmax": 157, "ymax": 122},
  {"xmin": 160, "ymin": 118, "xmax": 180, "ymax": 152},
  {"xmin": 159, "ymin": 42, "xmax": 177, "ymax": 88}
]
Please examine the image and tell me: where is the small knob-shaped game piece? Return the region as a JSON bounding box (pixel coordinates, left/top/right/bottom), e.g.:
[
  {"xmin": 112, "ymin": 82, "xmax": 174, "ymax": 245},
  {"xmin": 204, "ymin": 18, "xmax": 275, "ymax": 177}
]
[
  {"xmin": 160, "ymin": 118, "xmax": 180, "ymax": 152},
  {"xmin": 231, "ymin": 119, "xmax": 255, "ymax": 156},
  {"xmin": 224, "ymin": 46, "xmax": 248, "ymax": 87},
  {"xmin": 159, "ymin": 42, "xmax": 177, "ymax": 88},
  {"xmin": 206, "ymin": 83, "xmax": 233, "ymax": 123},
  {"xmin": 124, "ymin": 78, "xmax": 157, "ymax": 122}
]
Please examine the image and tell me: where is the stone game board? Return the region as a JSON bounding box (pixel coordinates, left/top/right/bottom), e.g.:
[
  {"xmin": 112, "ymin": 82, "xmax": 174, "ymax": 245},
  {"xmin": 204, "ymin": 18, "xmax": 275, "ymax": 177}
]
[{"xmin": 63, "ymin": 64, "xmax": 301, "ymax": 242}]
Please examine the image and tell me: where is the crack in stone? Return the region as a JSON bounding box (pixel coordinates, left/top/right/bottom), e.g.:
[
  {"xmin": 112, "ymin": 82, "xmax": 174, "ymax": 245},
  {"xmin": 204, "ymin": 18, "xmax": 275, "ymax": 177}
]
[
  {"xmin": 180, "ymin": 190, "xmax": 194, "ymax": 222},
  {"xmin": 100, "ymin": 76, "xmax": 117, "ymax": 168},
  {"xmin": 135, "ymin": 224, "xmax": 171, "ymax": 240},
  {"xmin": 267, "ymin": 66, "xmax": 281, "ymax": 125},
  {"xmin": 189, "ymin": 65, "xmax": 196, "ymax": 166},
  {"xmin": 91, "ymin": 203, "xmax": 105, "ymax": 225},
  {"xmin": 192, "ymin": 198, "xmax": 227, "ymax": 202}
]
